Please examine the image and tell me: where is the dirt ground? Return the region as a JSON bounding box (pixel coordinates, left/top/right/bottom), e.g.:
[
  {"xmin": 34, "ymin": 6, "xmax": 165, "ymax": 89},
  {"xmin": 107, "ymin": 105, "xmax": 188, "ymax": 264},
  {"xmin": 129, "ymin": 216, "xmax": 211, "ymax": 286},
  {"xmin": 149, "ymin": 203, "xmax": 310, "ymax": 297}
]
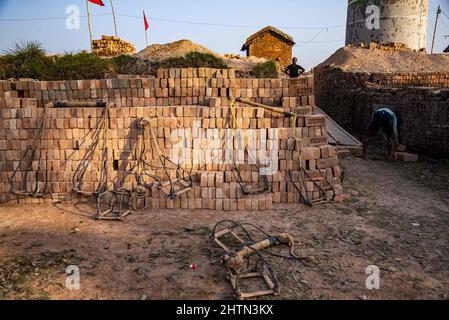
[{"xmin": 1, "ymin": 150, "xmax": 448, "ymax": 300}]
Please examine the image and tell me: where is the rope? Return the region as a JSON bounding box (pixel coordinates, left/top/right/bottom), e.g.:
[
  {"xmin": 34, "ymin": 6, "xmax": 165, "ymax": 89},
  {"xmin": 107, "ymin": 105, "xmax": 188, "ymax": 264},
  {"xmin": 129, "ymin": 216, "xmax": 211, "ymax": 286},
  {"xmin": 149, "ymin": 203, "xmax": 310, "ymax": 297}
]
[
  {"xmin": 136, "ymin": 118, "xmax": 193, "ymax": 200},
  {"xmin": 290, "ymin": 115, "xmax": 297, "ymax": 128},
  {"xmin": 98, "ymin": 106, "xmax": 110, "ymax": 194},
  {"xmin": 72, "ymin": 106, "xmax": 109, "ymax": 196},
  {"xmin": 212, "ymin": 220, "xmax": 313, "ymax": 261},
  {"xmin": 130, "ymin": 185, "xmax": 150, "ymax": 211},
  {"xmin": 9, "ymin": 104, "xmax": 49, "ymax": 198},
  {"xmin": 229, "ymin": 99, "xmax": 269, "ymax": 195},
  {"xmin": 231, "ymin": 246, "xmax": 280, "ymax": 298}
]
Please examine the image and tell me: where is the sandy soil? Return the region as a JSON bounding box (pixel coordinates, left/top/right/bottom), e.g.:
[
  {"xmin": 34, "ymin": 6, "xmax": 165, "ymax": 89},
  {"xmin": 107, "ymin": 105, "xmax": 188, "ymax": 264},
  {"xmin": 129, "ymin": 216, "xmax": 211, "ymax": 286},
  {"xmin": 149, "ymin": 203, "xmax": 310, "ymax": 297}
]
[
  {"xmin": 136, "ymin": 39, "xmax": 220, "ymax": 61},
  {"xmin": 1, "ymin": 154, "xmax": 448, "ymax": 300},
  {"xmin": 317, "ymin": 46, "xmax": 449, "ymax": 73},
  {"xmin": 134, "ymin": 39, "xmax": 267, "ymax": 72}
]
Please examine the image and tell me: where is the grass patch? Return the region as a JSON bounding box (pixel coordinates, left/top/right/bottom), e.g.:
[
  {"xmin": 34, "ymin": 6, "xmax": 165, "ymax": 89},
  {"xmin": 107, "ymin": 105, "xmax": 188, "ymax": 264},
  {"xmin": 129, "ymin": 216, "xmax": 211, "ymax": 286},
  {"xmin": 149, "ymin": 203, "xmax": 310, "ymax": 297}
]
[
  {"xmin": 156, "ymin": 52, "xmax": 227, "ymax": 69},
  {"xmin": 0, "ymin": 251, "xmax": 80, "ymax": 299},
  {"xmin": 251, "ymin": 60, "xmax": 278, "ymax": 78},
  {"xmin": 52, "ymin": 51, "xmax": 111, "ymax": 80},
  {"xmin": 183, "ymin": 225, "xmax": 211, "ymax": 237},
  {"xmin": 0, "ymin": 42, "xmax": 229, "ymax": 80}
]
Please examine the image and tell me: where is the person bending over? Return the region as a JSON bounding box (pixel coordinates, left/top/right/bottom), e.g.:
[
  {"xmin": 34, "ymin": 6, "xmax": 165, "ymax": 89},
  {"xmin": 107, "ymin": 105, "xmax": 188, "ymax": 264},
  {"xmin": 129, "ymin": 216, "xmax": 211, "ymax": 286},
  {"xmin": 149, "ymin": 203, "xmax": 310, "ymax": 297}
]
[{"xmin": 363, "ymin": 107, "xmax": 399, "ymax": 160}]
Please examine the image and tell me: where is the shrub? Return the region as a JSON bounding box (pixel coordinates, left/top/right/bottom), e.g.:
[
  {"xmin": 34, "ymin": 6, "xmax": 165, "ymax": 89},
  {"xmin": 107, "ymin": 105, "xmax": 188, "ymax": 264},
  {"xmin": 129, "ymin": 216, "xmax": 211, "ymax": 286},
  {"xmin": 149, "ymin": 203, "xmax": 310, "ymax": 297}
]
[
  {"xmin": 53, "ymin": 52, "xmax": 111, "ymax": 80},
  {"xmin": 0, "ymin": 55, "xmax": 6, "ymax": 79},
  {"xmin": 0, "ymin": 42, "xmax": 228, "ymax": 80},
  {"xmin": 156, "ymin": 52, "xmax": 227, "ymax": 70},
  {"xmin": 0, "ymin": 41, "xmax": 112, "ymax": 80},
  {"xmin": 112, "ymin": 54, "xmax": 140, "ymax": 74},
  {"xmin": 252, "ymin": 60, "xmax": 279, "ymax": 78},
  {"xmin": 0, "ymin": 40, "xmax": 54, "ymax": 79}
]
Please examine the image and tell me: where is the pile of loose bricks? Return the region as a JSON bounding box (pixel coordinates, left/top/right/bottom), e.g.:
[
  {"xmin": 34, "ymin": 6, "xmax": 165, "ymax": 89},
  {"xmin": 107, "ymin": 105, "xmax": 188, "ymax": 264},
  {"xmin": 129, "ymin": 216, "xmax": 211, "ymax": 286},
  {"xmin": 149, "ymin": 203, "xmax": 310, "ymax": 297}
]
[
  {"xmin": 0, "ymin": 69, "xmax": 344, "ymax": 209},
  {"xmin": 348, "ymin": 42, "xmax": 416, "ymax": 53},
  {"xmin": 92, "ymin": 35, "xmax": 136, "ymax": 57}
]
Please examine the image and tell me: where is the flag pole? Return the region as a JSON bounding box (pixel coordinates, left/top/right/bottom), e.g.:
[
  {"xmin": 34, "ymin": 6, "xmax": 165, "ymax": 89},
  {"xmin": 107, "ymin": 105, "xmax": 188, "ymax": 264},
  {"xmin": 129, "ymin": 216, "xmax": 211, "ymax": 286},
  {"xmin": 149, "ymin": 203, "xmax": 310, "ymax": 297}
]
[
  {"xmin": 86, "ymin": 0, "xmax": 94, "ymax": 52},
  {"xmin": 143, "ymin": 11, "xmax": 149, "ymax": 47},
  {"xmin": 110, "ymin": 0, "xmax": 118, "ymax": 37}
]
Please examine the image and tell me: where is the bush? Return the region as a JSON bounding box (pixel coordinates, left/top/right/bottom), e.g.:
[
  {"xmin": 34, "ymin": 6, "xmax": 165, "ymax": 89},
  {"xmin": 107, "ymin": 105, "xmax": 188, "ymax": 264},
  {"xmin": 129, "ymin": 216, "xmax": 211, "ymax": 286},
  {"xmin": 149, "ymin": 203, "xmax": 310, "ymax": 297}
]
[
  {"xmin": 112, "ymin": 54, "xmax": 140, "ymax": 74},
  {"xmin": 0, "ymin": 42, "xmax": 228, "ymax": 80},
  {"xmin": 156, "ymin": 52, "xmax": 227, "ymax": 69},
  {"xmin": 0, "ymin": 41, "xmax": 54, "ymax": 79},
  {"xmin": 0, "ymin": 41, "xmax": 112, "ymax": 80},
  {"xmin": 0, "ymin": 55, "xmax": 6, "ymax": 80},
  {"xmin": 110, "ymin": 52, "xmax": 227, "ymax": 76},
  {"xmin": 53, "ymin": 52, "xmax": 111, "ymax": 80},
  {"xmin": 252, "ymin": 60, "xmax": 279, "ymax": 78}
]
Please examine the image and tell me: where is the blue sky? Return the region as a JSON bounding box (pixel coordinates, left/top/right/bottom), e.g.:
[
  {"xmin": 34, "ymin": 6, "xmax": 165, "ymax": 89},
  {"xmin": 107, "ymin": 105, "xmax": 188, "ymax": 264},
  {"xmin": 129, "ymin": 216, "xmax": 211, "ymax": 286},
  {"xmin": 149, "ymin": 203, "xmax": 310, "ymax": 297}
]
[{"xmin": 0, "ymin": 0, "xmax": 448, "ymax": 69}]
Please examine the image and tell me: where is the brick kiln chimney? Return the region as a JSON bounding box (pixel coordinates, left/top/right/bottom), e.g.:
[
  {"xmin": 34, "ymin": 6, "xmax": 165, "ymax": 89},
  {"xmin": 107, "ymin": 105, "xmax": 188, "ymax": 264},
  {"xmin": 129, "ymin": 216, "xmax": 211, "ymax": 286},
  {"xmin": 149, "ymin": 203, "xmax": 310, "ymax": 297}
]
[{"xmin": 345, "ymin": 0, "xmax": 429, "ymax": 51}]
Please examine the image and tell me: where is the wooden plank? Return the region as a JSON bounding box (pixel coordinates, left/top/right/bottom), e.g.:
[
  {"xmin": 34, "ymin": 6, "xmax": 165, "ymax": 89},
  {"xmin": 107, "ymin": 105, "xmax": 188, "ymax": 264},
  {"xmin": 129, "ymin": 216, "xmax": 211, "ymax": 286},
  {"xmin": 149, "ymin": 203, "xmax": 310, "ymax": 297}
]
[{"xmin": 315, "ymin": 105, "xmax": 362, "ymax": 147}]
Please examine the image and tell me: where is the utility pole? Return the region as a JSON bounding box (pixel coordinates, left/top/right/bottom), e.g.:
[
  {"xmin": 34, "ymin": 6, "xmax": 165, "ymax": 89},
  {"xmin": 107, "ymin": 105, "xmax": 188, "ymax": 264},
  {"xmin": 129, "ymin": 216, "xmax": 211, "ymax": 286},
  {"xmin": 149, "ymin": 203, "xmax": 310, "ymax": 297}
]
[
  {"xmin": 431, "ymin": 5, "xmax": 442, "ymax": 54},
  {"xmin": 110, "ymin": 0, "xmax": 118, "ymax": 37}
]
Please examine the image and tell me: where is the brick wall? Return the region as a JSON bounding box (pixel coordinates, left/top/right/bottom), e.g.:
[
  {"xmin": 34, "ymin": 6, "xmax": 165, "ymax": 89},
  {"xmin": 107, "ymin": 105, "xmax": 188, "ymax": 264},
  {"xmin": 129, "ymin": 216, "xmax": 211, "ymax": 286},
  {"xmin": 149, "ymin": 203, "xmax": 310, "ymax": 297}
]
[
  {"xmin": 315, "ymin": 67, "xmax": 449, "ymax": 92},
  {"xmin": 0, "ymin": 69, "xmax": 343, "ymax": 208},
  {"xmin": 1, "ymin": 68, "xmax": 313, "ymax": 108},
  {"xmin": 314, "ymin": 67, "xmax": 449, "ymax": 157},
  {"xmin": 364, "ymin": 88, "xmax": 449, "ymax": 156},
  {"xmin": 247, "ymin": 33, "xmax": 293, "ymax": 70}
]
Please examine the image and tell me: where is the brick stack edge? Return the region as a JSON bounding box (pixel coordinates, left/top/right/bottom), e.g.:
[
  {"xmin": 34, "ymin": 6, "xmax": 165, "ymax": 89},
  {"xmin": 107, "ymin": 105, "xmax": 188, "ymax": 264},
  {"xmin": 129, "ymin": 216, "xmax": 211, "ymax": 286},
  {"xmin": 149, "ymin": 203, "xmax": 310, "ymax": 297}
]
[
  {"xmin": 0, "ymin": 69, "xmax": 344, "ymax": 208},
  {"xmin": 314, "ymin": 67, "xmax": 449, "ymax": 156}
]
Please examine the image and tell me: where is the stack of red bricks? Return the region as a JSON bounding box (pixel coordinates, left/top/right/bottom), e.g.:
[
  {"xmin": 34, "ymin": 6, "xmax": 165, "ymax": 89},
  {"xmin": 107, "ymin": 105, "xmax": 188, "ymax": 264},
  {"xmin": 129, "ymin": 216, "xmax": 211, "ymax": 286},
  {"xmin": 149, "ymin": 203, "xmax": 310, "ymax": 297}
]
[
  {"xmin": 92, "ymin": 35, "xmax": 136, "ymax": 57},
  {"xmin": 0, "ymin": 68, "xmax": 314, "ymax": 109},
  {"xmin": 314, "ymin": 65, "xmax": 449, "ymax": 134},
  {"xmin": 313, "ymin": 66, "xmax": 449, "ymax": 157},
  {"xmin": 315, "ymin": 67, "xmax": 449, "ymax": 93},
  {"xmin": 0, "ymin": 69, "xmax": 344, "ymax": 209}
]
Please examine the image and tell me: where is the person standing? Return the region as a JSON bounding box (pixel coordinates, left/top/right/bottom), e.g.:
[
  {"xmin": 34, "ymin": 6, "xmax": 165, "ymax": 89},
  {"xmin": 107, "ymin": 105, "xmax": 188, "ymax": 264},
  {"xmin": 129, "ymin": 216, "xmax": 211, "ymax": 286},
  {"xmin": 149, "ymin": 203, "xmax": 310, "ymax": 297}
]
[{"xmin": 284, "ymin": 57, "xmax": 305, "ymax": 78}]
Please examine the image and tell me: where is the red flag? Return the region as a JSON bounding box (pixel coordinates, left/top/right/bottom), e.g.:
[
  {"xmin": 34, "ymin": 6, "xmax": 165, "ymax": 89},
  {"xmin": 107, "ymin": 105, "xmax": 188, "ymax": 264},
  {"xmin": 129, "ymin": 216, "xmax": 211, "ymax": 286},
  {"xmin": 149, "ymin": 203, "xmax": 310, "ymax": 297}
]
[
  {"xmin": 143, "ymin": 11, "xmax": 149, "ymax": 31},
  {"xmin": 88, "ymin": 0, "xmax": 105, "ymax": 6}
]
